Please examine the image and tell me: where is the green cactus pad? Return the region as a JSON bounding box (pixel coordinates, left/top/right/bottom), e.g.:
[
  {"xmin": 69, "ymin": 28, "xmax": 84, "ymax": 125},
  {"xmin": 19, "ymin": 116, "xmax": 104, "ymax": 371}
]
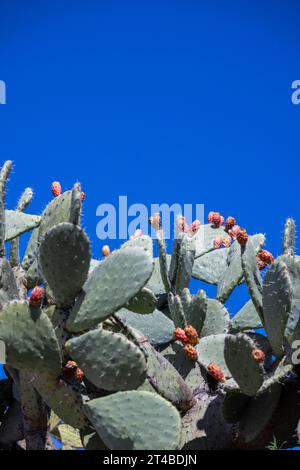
[
  {"xmin": 196, "ymin": 334, "xmax": 232, "ymax": 378},
  {"xmin": 84, "ymin": 391, "xmax": 182, "ymax": 450},
  {"xmin": 121, "ymin": 235, "xmax": 153, "ymax": 257},
  {"xmin": 70, "ymin": 183, "xmax": 82, "ymax": 226},
  {"xmin": 194, "ymin": 223, "xmax": 227, "ymax": 258},
  {"xmin": 0, "ymin": 258, "xmax": 19, "ymax": 309},
  {"xmin": 66, "ymin": 247, "xmax": 153, "ymax": 332},
  {"xmin": 38, "ymin": 190, "xmax": 74, "ymax": 241},
  {"xmin": 185, "ymin": 289, "xmax": 207, "ymax": 335},
  {"xmin": 168, "ymin": 293, "xmax": 186, "ymax": 328},
  {"xmin": 192, "ymin": 248, "xmax": 229, "ymax": 284},
  {"xmin": 146, "ymin": 256, "xmax": 170, "ymax": 307},
  {"xmin": 281, "ymin": 255, "xmax": 300, "ymax": 345},
  {"xmin": 0, "ymin": 301, "xmax": 61, "ymax": 374},
  {"xmin": 160, "ymin": 341, "xmax": 207, "ymax": 393},
  {"xmin": 175, "ymin": 235, "xmax": 196, "ymax": 293},
  {"xmin": 141, "ymin": 340, "xmax": 194, "ymax": 411},
  {"xmin": 241, "ymin": 239, "xmax": 264, "ymax": 319},
  {"xmin": 39, "ymin": 223, "xmax": 91, "ymax": 308},
  {"xmin": 263, "ymin": 260, "xmax": 292, "ymax": 357},
  {"xmin": 33, "ymin": 372, "xmax": 88, "ymax": 429},
  {"xmin": 21, "ymin": 227, "xmax": 39, "ymax": 271},
  {"xmin": 237, "ymin": 384, "xmax": 281, "ymax": 445},
  {"xmin": 284, "ymin": 300, "xmax": 300, "ymax": 346},
  {"xmin": 4, "ymin": 210, "xmax": 40, "ymax": 241},
  {"xmin": 66, "ymin": 328, "xmax": 147, "ymax": 391},
  {"xmin": 200, "ymin": 299, "xmax": 230, "ymax": 337},
  {"xmin": 283, "ymin": 218, "xmax": 296, "ymax": 256},
  {"xmin": 224, "ymin": 333, "xmax": 264, "ymax": 396},
  {"xmin": 230, "ymin": 300, "xmax": 263, "ymax": 333},
  {"xmin": 156, "ymin": 230, "xmax": 172, "ymax": 293},
  {"xmin": 256, "ymin": 359, "xmax": 294, "ymax": 395},
  {"xmin": 217, "ymin": 235, "xmax": 265, "ymax": 303},
  {"xmin": 222, "ymin": 392, "xmax": 250, "ymax": 423},
  {"xmin": 116, "ymin": 308, "xmax": 175, "ymax": 345},
  {"xmin": 126, "ymin": 287, "xmax": 156, "ymax": 314}
]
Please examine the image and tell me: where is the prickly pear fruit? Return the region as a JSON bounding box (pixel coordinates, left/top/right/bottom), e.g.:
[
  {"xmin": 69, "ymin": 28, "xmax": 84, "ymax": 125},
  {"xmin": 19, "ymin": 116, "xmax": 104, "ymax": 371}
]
[
  {"xmin": 257, "ymin": 249, "xmax": 274, "ymax": 265},
  {"xmin": 29, "ymin": 286, "xmax": 44, "ymax": 306},
  {"xmin": 236, "ymin": 228, "xmax": 248, "ymax": 246},
  {"xmin": 174, "ymin": 327, "xmax": 189, "ymax": 343},
  {"xmin": 51, "ymin": 181, "xmax": 62, "ymax": 198},
  {"xmin": 183, "ymin": 344, "xmax": 198, "ymax": 361},
  {"xmin": 80, "ymin": 191, "xmax": 86, "ymax": 201},
  {"xmin": 207, "ymin": 362, "xmax": 225, "ymax": 382},
  {"xmin": 225, "ymin": 216, "xmax": 236, "ymax": 232},
  {"xmin": 252, "ymin": 349, "xmax": 265, "ymax": 363},
  {"xmin": 229, "ymin": 225, "xmax": 241, "ymax": 239},
  {"xmin": 63, "ymin": 360, "xmax": 85, "ymax": 382},
  {"xmin": 213, "ymin": 237, "xmax": 223, "ymax": 249},
  {"xmin": 102, "ymin": 245, "xmax": 110, "ymax": 257},
  {"xmin": 222, "ymin": 235, "xmax": 232, "ymax": 248},
  {"xmin": 191, "ymin": 219, "xmax": 201, "ymax": 233},
  {"xmin": 212, "ymin": 212, "xmax": 222, "ymax": 227},
  {"xmin": 208, "ymin": 211, "xmax": 215, "ymax": 224},
  {"xmin": 184, "ymin": 325, "xmax": 199, "ymax": 345},
  {"xmin": 130, "ymin": 229, "xmax": 142, "ymax": 240},
  {"xmin": 149, "ymin": 213, "xmax": 161, "ymax": 231}
]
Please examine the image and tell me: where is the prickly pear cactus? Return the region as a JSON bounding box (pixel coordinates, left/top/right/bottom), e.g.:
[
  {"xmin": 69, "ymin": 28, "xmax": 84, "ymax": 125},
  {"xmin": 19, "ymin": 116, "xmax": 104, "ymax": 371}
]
[{"xmin": 0, "ymin": 162, "xmax": 299, "ymax": 451}]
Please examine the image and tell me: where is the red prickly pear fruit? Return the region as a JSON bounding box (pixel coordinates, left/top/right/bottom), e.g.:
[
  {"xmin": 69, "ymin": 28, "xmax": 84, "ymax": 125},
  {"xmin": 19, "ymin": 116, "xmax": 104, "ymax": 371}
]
[
  {"xmin": 257, "ymin": 249, "xmax": 274, "ymax": 265},
  {"xmin": 148, "ymin": 213, "xmax": 161, "ymax": 231},
  {"xmin": 29, "ymin": 286, "xmax": 44, "ymax": 306},
  {"xmin": 63, "ymin": 360, "xmax": 77, "ymax": 371},
  {"xmin": 74, "ymin": 367, "xmax": 85, "ymax": 382},
  {"xmin": 174, "ymin": 327, "xmax": 189, "ymax": 343},
  {"xmin": 222, "ymin": 235, "xmax": 232, "ymax": 248},
  {"xmin": 207, "ymin": 362, "xmax": 225, "ymax": 382},
  {"xmin": 184, "ymin": 325, "xmax": 199, "ymax": 345},
  {"xmin": 51, "ymin": 181, "xmax": 62, "ymax": 198},
  {"xmin": 236, "ymin": 228, "xmax": 248, "ymax": 246},
  {"xmin": 252, "ymin": 349, "xmax": 265, "ymax": 363},
  {"xmin": 63, "ymin": 361, "xmax": 85, "ymax": 382},
  {"xmin": 212, "ymin": 212, "xmax": 222, "ymax": 227},
  {"xmin": 80, "ymin": 191, "xmax": 86, "ymax": 201},
  {"xmin": 229, "ymin": 225, "xmax": 241, "ymax": 239},
  {"xmin": 130, "ymin": 229, "xmax": 142, "ymax": 240},
  {"xmin": 102, "ymin": 245, "xmax": 110, "ymax": 257},
  {"xmin": 191, "ymin": 219, "xmax": 201, "ymax": 233},
  {"xmin": 183, "ymin": 344, "xmax": 198, "ymax": 361},
  {"xmin": 225, "ymin": 216, "xmax": 236, "ymax": 232},
  {"xmin": 213, "ymin": 236, "xmax": 223, "ymax": 249},
  {"xmin": 208, "ymin": 211, "xmax": 215, "ymax": 224}
]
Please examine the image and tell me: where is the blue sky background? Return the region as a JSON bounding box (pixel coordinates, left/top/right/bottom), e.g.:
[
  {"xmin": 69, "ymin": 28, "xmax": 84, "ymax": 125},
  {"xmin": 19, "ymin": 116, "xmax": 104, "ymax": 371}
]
[{"xmin": 0, "ymin": 0, "xmax": 300, "ymax": 444}]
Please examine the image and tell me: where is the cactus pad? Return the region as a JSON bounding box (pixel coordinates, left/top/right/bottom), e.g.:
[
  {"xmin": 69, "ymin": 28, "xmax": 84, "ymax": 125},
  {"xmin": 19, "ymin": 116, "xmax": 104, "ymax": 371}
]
[
  {"xmin": 66, "ymin": 328, "xmax": 147, "ymax": 391},
  {"xmin": 224, "ymin": 333, "xmax": 264, "ymax": 396},
  {"xmin": 0, "ymin": 301, "xmax": 61, "ymax": 374},
  {"xmin": 39, "ymin": 223, "xmax": 91, "ymax": 308},
  {"xmin": 66, "ymin": 247, "xmax": 153, "ymax": 332},
  {"xmin": 84, "ymin": 391, "xmax": 182, "ymax": 450}
]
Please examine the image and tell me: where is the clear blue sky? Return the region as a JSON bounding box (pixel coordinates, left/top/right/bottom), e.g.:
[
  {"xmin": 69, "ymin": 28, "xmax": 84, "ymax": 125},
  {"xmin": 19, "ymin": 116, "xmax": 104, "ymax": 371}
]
[{"xmin": 0, "ymin": 1, "xmax": 300, "ymax": 384}]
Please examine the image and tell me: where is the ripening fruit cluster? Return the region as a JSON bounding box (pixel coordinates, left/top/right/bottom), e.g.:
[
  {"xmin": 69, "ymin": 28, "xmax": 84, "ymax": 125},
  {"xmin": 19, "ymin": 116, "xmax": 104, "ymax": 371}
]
[{"xmin": 174, "ymin": 325, "xmax": 199, "ymax": 361}]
